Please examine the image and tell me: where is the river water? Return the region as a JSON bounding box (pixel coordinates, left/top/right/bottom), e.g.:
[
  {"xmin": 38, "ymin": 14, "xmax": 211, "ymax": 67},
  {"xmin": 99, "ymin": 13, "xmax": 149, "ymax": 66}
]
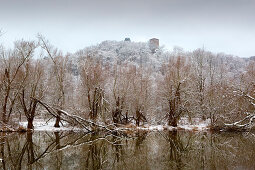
[{"xmin": 0, "ymin": 130, "xmax": 254, "ymax": 170}]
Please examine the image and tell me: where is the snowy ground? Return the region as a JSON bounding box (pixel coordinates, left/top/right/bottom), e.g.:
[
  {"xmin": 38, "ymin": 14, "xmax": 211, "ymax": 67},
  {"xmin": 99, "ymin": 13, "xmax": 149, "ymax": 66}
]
[
  {"xmin": 19, "ymin": 117, "xmax": 210, "ymax": 132},
  {"xmin": 138, "ymin": 118, "xmax": 210, "ymax": 131},
  {"xmin": 19, "ymin": 120, "xmax": 83, "ymax": 132},
  {"xmin": 137, "ymin": 123, "xmax": 209, "ymax": 131}
]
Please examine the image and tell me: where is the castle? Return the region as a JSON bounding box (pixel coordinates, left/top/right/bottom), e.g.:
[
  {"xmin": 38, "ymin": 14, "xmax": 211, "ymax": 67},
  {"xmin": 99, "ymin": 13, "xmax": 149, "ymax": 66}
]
[{"xmin": 124, "ymin": 37, "xmax": 159, "ymax": 53}]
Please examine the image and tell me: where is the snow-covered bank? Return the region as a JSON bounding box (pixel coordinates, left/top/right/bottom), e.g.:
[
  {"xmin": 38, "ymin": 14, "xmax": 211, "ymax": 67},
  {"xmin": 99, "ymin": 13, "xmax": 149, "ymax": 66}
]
[
  {"xmin": 19, "ymin": 120, "xmax": 83, "ymax": 132},
  {"xmin": 137, "ymin": 118, "xmax": 210, "ymax": 131},
  {"xmin": 19, "ymin": 118, "xmax": 210, "ymax": 132},
  {"xmin": 137, "ymin": 124, "xmax": 209, "ymax": 131}
]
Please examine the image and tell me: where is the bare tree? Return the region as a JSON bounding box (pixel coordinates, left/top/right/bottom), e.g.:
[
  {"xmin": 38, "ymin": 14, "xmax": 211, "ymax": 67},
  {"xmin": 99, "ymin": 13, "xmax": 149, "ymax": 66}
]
[
  {"xmin": 18, "ymin": 60, "xmax": 45, "ymax": 129},
  {"xmin": 191, "ymin": 48, "xmax": 207, "ymax": 119},
  {"xmin": 0, "ymin": 40, "xmax": 36, "ymax": 124},
  {"xmin": 110, "ymin": 63, "xmax": 131, "ymax": 124},
  {"xmin": 38, "ymin": 35, "xmax": 68, "ymax": 108},
  {"xmin": 129, "ymin": 65, "xmax": 151, "ymax": 126},
  {"xmin": 79, "ymin": 56, "xmax": 107, "ymax": 120},
  {"xmin": 158, "ymin": 55, "xmax": 191, "ymax": 127},
  {"xmin": 38, "ymin": 35, "xmax": 70, "ymax": 127}
]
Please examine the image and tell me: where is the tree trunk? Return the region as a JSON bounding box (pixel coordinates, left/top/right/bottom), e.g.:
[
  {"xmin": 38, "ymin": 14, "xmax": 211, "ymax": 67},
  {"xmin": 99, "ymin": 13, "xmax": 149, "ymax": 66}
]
[
  {"xmin": 169, "ymin": 118, "xmax": 178, "ymax": 127},
  {"xmin": 136, "ymin": 110, "xmax": 140, "ymax": 126},
  {"xmin": 2, "ymin": 97, "xmax": 8, "ymax": 123},
  {"xmin": 168, "ymin": 109, "xmax": 178, "ymax": 127},
  {"xmin": 54, "ymin": 111, "xmax": 61, "ymax": 128},
  {"xmin": 27, "ymin": 118, "xmax": 34, "ymax": 129}
]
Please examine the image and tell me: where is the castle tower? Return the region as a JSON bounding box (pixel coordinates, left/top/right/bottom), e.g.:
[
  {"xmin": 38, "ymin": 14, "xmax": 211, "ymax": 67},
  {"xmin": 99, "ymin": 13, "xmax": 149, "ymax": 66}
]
[
  {"xmin": 124, "ymin": 37, "xmax": 131, "ymax": 42},
  {"xmin": 149, "ymin": 38, "xmax": 159, "ymax": 53}
]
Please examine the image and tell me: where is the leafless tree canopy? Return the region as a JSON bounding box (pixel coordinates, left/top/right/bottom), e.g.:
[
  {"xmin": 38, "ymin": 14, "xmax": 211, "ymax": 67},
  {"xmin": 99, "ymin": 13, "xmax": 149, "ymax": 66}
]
[{"xmin": 0, "ymin": 37, "xmax": 254, "ymax": 131}]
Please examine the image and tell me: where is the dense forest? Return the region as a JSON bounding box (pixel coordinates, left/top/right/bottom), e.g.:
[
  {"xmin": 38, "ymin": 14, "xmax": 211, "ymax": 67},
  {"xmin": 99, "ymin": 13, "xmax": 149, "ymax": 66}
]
[{"xmin": 0, "ymin": 34, "xmax": 254, "ymax": 131}]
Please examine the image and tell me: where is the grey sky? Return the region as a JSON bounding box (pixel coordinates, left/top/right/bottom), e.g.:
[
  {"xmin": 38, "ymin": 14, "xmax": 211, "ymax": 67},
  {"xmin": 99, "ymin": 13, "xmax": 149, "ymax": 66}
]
[{"xmin": 0, "ymin": 0, "xmax": 255, "ymax": 57}]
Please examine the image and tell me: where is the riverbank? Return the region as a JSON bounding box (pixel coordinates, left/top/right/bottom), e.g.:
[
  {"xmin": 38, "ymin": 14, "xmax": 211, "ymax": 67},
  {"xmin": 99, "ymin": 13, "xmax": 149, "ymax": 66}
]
[
  {"xmin": 14, "ymin": 117, "xmax": 211, "ymax": 132},
  {"xmin": 2, "ymin": 117, "xmax": 251, "ymax": 133}
]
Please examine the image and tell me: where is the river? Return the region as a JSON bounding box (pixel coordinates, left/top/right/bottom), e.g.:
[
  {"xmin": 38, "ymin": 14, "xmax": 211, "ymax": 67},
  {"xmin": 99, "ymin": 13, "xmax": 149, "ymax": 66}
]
[{"xmin": 0, "ymin": 130, "xmax": 254, "ymax": 169}]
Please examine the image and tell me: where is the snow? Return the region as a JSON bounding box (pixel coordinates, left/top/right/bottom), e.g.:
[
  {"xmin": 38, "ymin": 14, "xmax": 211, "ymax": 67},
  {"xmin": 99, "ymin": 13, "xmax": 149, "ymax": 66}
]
[
  {"xmin": 19, "ymin": 120, "xmax": 83, "ymax": 132},
  {"xmin": 19, "ymin": 117, "xmax": 210, "ymax": 132},
  {"xmin": 137, "ymin": 124, "xmax": 209, "ymax": 131},
  {"xmin": 138, "ymin": 118, "xmax": 210, "ymax": 131}
]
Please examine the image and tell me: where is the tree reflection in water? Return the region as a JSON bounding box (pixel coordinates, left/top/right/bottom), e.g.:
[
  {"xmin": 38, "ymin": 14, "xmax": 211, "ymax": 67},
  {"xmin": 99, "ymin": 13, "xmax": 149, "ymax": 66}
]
[
  {"xmin": 0, "ymin": 131, "xmax": 255, "ymax": 169},
  {"xmin": 167, "ymin": 131, "xmax": 187, "ymax": 169}
]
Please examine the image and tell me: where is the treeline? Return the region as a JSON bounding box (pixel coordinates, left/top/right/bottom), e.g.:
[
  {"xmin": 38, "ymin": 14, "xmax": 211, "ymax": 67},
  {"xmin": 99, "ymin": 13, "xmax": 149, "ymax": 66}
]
[{"xmin": 0, "ymin": 35, "xmax": 254, "ymax": 130}]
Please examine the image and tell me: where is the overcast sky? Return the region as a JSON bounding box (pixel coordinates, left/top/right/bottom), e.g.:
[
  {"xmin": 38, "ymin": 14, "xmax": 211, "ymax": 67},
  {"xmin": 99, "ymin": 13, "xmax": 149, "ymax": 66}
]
[{"xmin": 0, "ymin": 0, "xmax": 255, "ymax": 57}]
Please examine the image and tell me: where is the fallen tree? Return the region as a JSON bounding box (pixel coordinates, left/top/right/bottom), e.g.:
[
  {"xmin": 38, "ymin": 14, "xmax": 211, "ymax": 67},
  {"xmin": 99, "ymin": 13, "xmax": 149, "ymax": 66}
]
[
  {"xmin": 212, "ymin": 92, "xmax": 255, "ymax": 132},
  {"xmin": 32, "ymin": 98, "xmax": 123, "ymax": 133}
]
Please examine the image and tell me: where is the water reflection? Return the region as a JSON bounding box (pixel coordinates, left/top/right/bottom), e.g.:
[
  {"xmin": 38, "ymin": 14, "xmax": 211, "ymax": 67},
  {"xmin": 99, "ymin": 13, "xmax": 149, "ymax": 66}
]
[{"xmin": 0, "ymin": 131, "xmax": 255, "ymax": 170}]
